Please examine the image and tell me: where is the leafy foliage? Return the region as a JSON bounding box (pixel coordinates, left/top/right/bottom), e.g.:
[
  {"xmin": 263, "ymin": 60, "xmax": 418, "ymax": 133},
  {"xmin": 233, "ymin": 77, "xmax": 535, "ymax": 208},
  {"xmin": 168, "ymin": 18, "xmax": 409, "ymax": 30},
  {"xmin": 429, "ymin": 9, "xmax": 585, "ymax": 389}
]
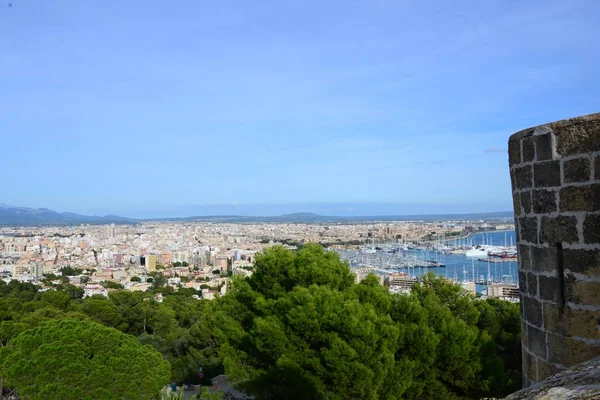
[
  {"xmin": 0, "ymin": 244, "xmax": 521, "ymax": 399},
  {"xmin": 0, "ymin": 318, "xmax": 170, "ymax": 399},
  {"xmin": 100, "ymin": 280, "xmax": 124, "ymax": 289},
  {"xmin": 59, "ymin": 265, "xmax": 84, "ymax": 276}
]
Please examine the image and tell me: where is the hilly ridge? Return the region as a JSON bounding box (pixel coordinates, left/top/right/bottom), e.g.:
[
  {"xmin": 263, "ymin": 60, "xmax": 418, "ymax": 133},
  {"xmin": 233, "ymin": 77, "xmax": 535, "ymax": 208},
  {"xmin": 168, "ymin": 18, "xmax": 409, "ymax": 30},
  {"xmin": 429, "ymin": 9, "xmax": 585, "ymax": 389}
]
[
  {"xmin": 0, "ymin": 204, "xmax": 513, "ymax": 225},
  {"xmin": 0, "ymin": 204, "xmax": 132, "ymax": 225}
]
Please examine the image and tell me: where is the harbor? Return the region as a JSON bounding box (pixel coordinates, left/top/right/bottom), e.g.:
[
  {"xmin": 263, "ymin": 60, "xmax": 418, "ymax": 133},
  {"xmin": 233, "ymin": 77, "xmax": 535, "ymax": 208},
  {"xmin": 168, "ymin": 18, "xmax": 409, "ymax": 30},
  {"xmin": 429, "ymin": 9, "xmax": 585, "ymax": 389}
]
[{"xmin": 335, "ymin": 230, "xmax": 519, "ymax": 297}]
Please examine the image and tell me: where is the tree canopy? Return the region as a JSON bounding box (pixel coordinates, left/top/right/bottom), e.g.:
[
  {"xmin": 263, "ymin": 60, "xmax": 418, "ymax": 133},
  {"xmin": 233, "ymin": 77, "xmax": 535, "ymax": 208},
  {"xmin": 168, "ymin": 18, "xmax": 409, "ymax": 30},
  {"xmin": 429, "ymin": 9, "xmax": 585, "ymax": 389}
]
[
  {"xmin": 0, "ymin": 318, "xmax": 170, "ymax": 399},
  {"xmin": 208, "ymin": 245, "xmax": 521, "ymax": 399},
  {"xmin": 0, "ymin": 244, "xmax": 521, "ymax": 399}
]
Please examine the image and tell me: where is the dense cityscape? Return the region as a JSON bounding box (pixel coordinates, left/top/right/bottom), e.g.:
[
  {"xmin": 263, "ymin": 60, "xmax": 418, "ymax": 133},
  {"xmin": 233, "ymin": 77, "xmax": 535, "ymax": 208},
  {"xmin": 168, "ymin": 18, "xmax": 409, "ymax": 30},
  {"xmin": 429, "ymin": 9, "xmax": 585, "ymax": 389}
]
[
  {"xmin": 0, "ymin": 218, "xmax": 516, "ymax": 301},
  {"xmin": 0, "ymin": 217, "xmax": 524, "ymax": 399}
]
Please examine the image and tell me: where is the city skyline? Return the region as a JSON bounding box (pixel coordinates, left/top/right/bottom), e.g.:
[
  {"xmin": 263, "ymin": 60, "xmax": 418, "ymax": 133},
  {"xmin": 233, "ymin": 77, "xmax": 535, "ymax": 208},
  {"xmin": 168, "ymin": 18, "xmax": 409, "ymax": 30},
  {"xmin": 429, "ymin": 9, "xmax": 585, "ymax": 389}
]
[{"xmin": 2, "ymin": 0, "xmax": 599, "ymax": 216}]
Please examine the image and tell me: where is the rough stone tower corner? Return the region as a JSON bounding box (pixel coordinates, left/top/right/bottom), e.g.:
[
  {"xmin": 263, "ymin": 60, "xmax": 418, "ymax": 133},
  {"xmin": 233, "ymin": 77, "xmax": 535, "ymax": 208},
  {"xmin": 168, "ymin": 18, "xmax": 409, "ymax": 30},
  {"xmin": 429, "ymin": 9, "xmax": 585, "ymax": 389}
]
[{"xmin": 508, "ymin": 112, "xmax": 600, "ymax": 387}]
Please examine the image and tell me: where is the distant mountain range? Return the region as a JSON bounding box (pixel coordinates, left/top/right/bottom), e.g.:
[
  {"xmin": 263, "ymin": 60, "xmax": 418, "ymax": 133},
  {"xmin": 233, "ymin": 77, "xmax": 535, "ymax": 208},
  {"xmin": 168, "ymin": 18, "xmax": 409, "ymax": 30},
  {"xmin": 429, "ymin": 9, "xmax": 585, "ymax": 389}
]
[
  {"xmin": 0, "ymin": 204, "xmax": 514, "ymax": 226},
  {"xmin": 147, "ymin": 211, "xmax": 514, "ymax": 223},
  {"xmin": 0, "ymin": 204, "xmax": 131, "ymax": 226}
]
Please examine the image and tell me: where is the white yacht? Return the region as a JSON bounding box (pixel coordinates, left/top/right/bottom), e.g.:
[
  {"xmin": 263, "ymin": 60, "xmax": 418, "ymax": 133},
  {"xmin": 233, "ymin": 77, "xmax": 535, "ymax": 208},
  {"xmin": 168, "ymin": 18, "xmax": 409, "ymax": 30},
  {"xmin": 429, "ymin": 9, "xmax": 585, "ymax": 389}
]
[{"xmin": 465, "ymin": 246, "xmax": 491, "ymax": 258}]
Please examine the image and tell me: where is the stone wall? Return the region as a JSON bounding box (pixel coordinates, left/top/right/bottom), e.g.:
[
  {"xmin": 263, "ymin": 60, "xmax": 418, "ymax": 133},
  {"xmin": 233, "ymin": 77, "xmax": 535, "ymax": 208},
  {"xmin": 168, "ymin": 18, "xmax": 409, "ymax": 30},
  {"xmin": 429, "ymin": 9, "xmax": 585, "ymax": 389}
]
[
  {"xmin": 508, "ymin": 112, "xmax": 600, "ymax": 387},
  {"xmin": 505, "ymin": 357, "xmax": 600, "ymax": 399}
]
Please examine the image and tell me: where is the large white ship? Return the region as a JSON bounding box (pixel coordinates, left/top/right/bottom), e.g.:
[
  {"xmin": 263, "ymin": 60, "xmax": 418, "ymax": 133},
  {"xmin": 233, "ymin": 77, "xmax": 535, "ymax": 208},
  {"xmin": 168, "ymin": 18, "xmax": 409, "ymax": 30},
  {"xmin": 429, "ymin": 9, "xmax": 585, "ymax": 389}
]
[{"xmin": 465, "ymin": 246, "xmax": 491, "ymax": 257}]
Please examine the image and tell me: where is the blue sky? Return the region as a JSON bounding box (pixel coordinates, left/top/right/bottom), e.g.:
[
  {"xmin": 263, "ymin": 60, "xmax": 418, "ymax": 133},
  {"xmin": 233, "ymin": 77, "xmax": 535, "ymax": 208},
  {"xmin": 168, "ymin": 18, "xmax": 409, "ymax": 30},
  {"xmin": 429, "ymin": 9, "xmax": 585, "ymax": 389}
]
[{"xmin": 1, "ymin": 0, "xmax": 599, "ymax": 218}]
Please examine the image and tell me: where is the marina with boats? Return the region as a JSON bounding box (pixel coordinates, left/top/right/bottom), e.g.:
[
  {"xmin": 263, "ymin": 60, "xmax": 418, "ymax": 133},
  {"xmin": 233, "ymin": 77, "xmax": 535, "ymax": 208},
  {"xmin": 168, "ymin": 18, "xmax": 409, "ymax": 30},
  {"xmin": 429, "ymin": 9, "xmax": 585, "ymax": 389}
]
[{"xmin": 334, "ymin": 230, "xmax": 519, "ymax": 299}]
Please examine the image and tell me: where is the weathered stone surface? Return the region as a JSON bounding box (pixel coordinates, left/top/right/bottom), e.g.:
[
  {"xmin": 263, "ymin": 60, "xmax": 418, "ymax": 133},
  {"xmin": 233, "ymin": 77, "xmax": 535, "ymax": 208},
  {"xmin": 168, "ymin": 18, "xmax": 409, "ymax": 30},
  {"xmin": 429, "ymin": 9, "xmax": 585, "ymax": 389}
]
[
  {"xmin": 563, "ymin": 248, "xmax": 600, "ymax": 277},
  {"xmin": 543, "ymin": 302, "xmax": 563, "ymax": 333},
  {"xmin": 520, "ymin": 191, "xmax": 532, "ymax": 214},
  {"xmin": 509, "ymin": 137, "xmax": 522, "ymax": 166},
  {"xmin": 533, "ymin": 189, "xmax": 557, "ymax": 214},
  {"xmin": 511, "ymin": 169, "xmax": 516, "ymax": 191},
  {"xmin": 524, "ymin": 351, "xmax": 538, "ymax": 382},
  {"xmin": 520, "ymin": 216, "xmax": 539, "ymax": 244},
  {"xmin": 518, "ymin": 244, "xmax": 532, "ymax": 271},
  {"xmin": 534, "ymin": 161, "xmax": 561, "ymax": 187},
  {"xmin": 565, "ymin": 276, "xmax": 600, "ymax": 306},
  {"xmin": 535, "ymin": 132, "xmax": 555, "ymax": 161},
  {"xmin": 524, "ymin": 297, "xmax": 544, "ymax": 328},
  {"xmin": 509, "ymin": 113, "xmax": 600, "ymax": 390},
  {"xmin": 513, "ymin": 193, "xmax": 522, "ymax": 216},
  {"xmin": 528, "ymin": 324, "xmax": 548, "ymax": 359},
  {"xmin": 527, "ymin": 272, "xmax": 538, "ymax": 297},
  {"xmin": 523, "ymin": 136, "xmax": 536, "ymax": 162},
  {"xmin": 540, "ymin": 215, "xmax": 579, "ymax": 244},
  {"xmin": 537, "ymin": 359, "xmax": 563, "ymax": 383},
  {"xmin": 531, "ymin": 245, "xmax": 559, "ymax": 273},
  {"xmin": 562, "ymin": 338, "xmax": 600, "ymax": 366},
  {"xmin": 583, "ymin": 214, "xmax": 600, "ymax": 244},
  {"xmin": 519, "ymin": 270, "xmax": 527, "ymax": 294},
  {"xmin": 505, "ymin": 357, "xmax": 600, "ymax": 400},
  {"xmin": 560, "ymin": 184, "xmax": 600, "ymax": 212},
  {"xmin": 516, "ymin": 165, "xmax": 534, "ymax": 189},
  {"xmin": 564, "ymin": 157, "xmax": 591, "ymax": 183},
  {"xmin": 548, "ymin": 332, "xmax": 565, "ymax": 365},
  {"xmin": 539, "ymin": 275, "xmax": 562, "ymax": 304},
  {"xmin": 566, "ymin": 307, "xmax": 600, "ymax": 338},
  {"xmin": 555, "ymin": 117, "xmax": 600, "ymax": 156}
]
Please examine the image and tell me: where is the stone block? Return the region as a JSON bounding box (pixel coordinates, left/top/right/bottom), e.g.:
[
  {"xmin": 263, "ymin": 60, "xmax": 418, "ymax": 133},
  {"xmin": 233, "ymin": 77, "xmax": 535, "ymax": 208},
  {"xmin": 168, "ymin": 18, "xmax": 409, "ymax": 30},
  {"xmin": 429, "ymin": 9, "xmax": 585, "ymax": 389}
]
[
  {"xmin": 519, "ymin": 216, "xmax": 539, "ymax": 244},
  {"xmin": 519, "ymin": 270, "xmax": 527, "ymax": 293},
  {"xmin": 518, "ymin": 244, "xmax": 532, "ymax": 271},
  {"xmin": 511, "ymin": 169, "xmax": 516, "ymax": 191},
  {"xmin": 547, "ymin": 332, "xmax": 565, "ymax": 365},
  {"xmin": 565, "ymin": 276, "xmax": 600, "ymax": 306},
  {"xmin": 535, "ymin": 133, "xmax": 555, "ymax": 161},
  {"xmin": 520, "ymin": 191, "xmax": 532, "ymax": 214},
  {"xmin": 537, "ymin": 359, "xmax": 563, "ymax": 382},
  {"xmin": 522, "ymin": 136, "xmax": 535, "ymax": 162},
  {"xmin": 583, "ymin": 214, "xmax": 600, "ymax": 244},
  {"xmin": 562, "ymin": 337, "xmax": 600, "ymax": 366},
  {"xmin": 539, "ymin": 215, "xmax": 578, "ymax": 245},
  {"xmin": 595, "ymin": 156, "xmax": 600, "ymax": 180},
  {"xmin": 526, "ymin": 272, "xmax": 538, "ymax": 297},
  {"xmin": 563, "ymin": 248, "xmax": 600, "ymax": 277},
  {"xmin": 509, "ymin": 138, "xmax": 522, "ymax": 166},
  {"xmin": 524, "ymin": 351, "xmax": 538, "ymax": 382},
  {"xmin": 521, "ymin": 321, "xmax": 528, "ymax": 348},
  {"xmin": 555, "ymin": 119, "xmax": 600, "ymax": 156},
  {"xmin": 516, "ymin": 165, "xmax": 533, "ymax": 189},
  {"xmin": 531, "ymin": 245, "xmax": 559, "ymax": 273},
  {"xmin": 539, "ymin": 275, "xmax": 562, "ymax": 304},
  {"xmin": 528, "ymin": 324, "xmax": 547, "ymax": 359},
  {"xmin": 543, "ymin": 302, "xmax": 563, "ymax": 334},
  {"xmin": 560, "ymin": 184, "xmax": 600, "ymax": 212},
  {"xmin": 534, "ymin": 161, "xmax": 561, "ymax": 187},
  {"xmin": 513, "ymin": 193, "xmax": 522, "ymax": 217},
  {"xmin": 532, "ymin": 189, "xmax": 557, "ymax": 214},
  {"xmin": 563, "ymin": 157, "xmax": 590, "ymax": 183},
  {"xmin": 524, "ymin": 297, "xmax": 543, "ymax": 328},
  {"xmin": 565, "ymin": 307, "xmax": 600, "ymax": 339}
]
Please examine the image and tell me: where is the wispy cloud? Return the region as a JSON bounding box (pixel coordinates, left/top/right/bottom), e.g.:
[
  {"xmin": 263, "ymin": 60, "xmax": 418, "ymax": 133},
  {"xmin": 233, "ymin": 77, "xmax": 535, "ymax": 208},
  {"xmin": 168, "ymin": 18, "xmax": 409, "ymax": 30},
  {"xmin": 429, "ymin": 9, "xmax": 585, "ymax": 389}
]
[{"xmin": 484, "ymin": 146, "xmax": 507, "ymax": 153}]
